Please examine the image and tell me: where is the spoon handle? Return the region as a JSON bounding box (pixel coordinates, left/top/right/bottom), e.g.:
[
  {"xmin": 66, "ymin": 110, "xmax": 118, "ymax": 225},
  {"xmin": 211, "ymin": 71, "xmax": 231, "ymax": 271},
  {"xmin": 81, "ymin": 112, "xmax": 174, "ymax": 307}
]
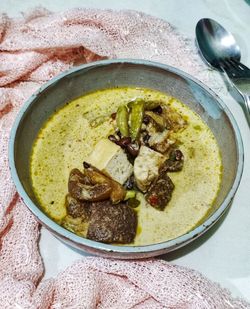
[
  {"xmin": 240, "ymin": 95, "xmax": 250, "ymax": 127},
  {"xmin": 245, "ymin": 95, "xmax": 250, "ymax": 123},
  {"xmin": 221, "ymin": 68, "xmax": 250, "ymax": 127}
]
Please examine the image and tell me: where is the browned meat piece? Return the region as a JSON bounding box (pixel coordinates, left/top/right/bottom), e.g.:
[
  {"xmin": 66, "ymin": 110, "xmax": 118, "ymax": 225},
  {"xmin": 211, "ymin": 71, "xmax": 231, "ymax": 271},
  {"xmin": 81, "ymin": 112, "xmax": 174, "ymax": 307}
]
[
  {"xmin": 151, "ymin": 105, "xmax": 163, "ymax": 114},
  {"xmin": 68, "ymin": 168, "xmax": 112, "ymax": 202},
  {"xmin": 145, "ymin": 111, "xmax": 170, "ymax": 131},
  {"xmin": 68, "ymin": 168, "xmax": 92, "ymax": 187},
  {"xmin": 87, "ymin": 202, "xmax": 137, "ymax": 244},
  {"xmin": 160, "ymin": 149, "xmax": 184, "ymax": 173},
  {"xmin": 148, "ymin": 130, "xmax": 175, "ymax": 154},
  {"xmin": 145, "ymin": 173, "xmax": 175, "ymax": 210},
  {"xmin": 141, "ymin": 114, "xmax": 174, "ymax": 154},
  {"xmin": 83, "ymin": 163, "xmax": 126, "ymax": 203},
  {"xmin": 62, "ymin": 215, "xmax": 88, "ymax": 236},
  {"xmin": 65, "ymin": 194, "xmax": 91, "ymax": 220},
  {"xmin": 161, "ymin": 105, "xmax": 187, "ymax": 132}
]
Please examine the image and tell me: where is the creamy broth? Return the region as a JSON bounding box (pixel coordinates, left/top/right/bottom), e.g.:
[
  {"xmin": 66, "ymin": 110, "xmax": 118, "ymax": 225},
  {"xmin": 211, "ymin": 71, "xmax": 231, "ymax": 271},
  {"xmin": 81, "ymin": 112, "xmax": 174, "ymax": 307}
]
[{"xmin": 31, "ymin": 87, "xmax": 222, "ymax": 245}]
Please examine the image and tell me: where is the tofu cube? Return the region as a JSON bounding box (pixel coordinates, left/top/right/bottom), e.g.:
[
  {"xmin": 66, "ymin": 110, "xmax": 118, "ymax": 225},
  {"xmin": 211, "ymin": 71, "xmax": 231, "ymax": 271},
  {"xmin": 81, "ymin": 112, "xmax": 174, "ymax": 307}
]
[
  {"xmin": 134, "ymin": 146, "xmax": 166, "ymax": 192},
  {"xmin": 88, "ymin": 139, "xmax": 133, "ymax": 184}
]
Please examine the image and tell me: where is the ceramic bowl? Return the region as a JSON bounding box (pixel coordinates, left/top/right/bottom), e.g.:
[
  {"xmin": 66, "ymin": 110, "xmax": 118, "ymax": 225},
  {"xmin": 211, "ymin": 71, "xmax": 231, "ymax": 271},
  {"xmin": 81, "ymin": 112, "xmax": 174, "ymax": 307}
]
[{"xmin": 9, "ymin": 59, "xmax": 244, "ymax": 259}]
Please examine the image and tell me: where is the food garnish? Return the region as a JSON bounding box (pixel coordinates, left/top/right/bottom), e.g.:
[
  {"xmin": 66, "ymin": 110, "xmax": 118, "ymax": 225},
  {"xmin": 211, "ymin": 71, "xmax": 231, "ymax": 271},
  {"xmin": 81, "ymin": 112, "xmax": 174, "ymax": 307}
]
[
  {"xmin": 129, "ymin": 99, "xmax": 145, "ymax": 140},
  {"xmin": 116, "ymin": 105, "xmax": 129, "ymax": 136}
]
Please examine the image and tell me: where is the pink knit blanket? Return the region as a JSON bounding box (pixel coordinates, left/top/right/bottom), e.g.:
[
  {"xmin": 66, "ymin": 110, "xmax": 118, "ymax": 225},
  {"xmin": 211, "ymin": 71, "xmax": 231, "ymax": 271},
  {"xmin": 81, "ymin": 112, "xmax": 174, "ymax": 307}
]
[{"xmin": 0, "ymin": 8, "xmax": 249, "ymax": 308}]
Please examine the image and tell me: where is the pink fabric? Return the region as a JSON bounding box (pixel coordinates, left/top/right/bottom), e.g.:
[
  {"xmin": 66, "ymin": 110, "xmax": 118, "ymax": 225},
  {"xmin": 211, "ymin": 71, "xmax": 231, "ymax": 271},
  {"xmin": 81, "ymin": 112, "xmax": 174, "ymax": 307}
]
[{"xmin": 0, "ymin": 8, "xmax": 249, "ymax": 308}]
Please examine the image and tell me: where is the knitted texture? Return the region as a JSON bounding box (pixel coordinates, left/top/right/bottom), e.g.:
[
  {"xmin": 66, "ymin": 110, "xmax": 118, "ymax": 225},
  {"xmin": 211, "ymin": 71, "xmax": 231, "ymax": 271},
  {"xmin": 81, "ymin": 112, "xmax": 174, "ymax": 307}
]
[{"xmin": 0, "ymin": 7, "xmax": 248, "ymax": 308}]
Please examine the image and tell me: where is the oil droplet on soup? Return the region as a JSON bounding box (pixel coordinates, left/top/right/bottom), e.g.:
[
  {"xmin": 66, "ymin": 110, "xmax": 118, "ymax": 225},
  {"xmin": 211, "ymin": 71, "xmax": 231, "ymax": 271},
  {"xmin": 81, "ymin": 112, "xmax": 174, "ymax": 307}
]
[{"xmin": 30, "ymin": 87, "xmax": 222, "ymax": 246}]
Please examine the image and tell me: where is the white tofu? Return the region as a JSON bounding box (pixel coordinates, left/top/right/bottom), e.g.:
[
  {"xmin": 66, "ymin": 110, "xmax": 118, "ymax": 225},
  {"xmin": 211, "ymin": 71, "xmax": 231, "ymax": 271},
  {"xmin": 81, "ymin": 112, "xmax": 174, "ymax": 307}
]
[
  {"xmin": 134, "ymin": 146, "xmax": 166, "ymax": 192},
  {"xmin": 88, "ymin": 139, "xmax": 133, "ymax": 184}
]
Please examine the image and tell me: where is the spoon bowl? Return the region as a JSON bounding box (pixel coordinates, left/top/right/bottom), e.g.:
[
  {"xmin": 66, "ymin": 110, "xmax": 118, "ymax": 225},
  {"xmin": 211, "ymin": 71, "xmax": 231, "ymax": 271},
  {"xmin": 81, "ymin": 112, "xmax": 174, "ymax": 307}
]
[{"xmin": 195, "ymin": 18, "xmax": 241, "ymax": 71}]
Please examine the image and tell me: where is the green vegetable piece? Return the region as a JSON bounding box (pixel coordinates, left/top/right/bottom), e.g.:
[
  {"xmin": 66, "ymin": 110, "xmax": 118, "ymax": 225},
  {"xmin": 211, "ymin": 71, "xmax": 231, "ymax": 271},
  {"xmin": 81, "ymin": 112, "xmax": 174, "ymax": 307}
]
[
  {"xmin": 144, "ymin": 100, "xmax": 162, "ymax": 110},
  {"xmin": 124, "ymin": 190, "xmax": 136, "ymax": 200},
  {"xmin": 128, "ymin": 198, "xmax": 140, "ymax": 208},
  {"xmin": 116, "ymin": 105, "xmax": 129, "ymax": 136},
  {"xmin": 129, "ymin": 100, "xmax": 144, "ymax": 140}
]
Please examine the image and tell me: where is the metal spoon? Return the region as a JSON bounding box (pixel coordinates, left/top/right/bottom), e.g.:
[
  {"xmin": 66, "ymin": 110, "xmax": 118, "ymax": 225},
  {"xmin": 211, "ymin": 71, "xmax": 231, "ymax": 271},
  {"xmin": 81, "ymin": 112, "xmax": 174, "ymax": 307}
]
[{"xmin": 195, "ymin": 18, "xmax": 250, "ymax": 126}]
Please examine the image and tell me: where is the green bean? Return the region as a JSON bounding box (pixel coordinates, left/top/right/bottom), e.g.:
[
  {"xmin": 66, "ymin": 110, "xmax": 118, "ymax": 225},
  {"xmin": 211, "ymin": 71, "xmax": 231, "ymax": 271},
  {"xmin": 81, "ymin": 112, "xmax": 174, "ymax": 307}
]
[
  {"xmin": 144, "ymin": 100, "xmax": 163, "ymax": 110},
  {"xmin": 116, "ymin": 105, "xmax": 129, "ymax": 136},
  {"xmin": 129, "ymin": 100, "xmax": 144, "ymax": 140},
  {"xmin": 127, "ymin": 99, "xmax": 144, "ymax": 109},
  {"xmin": 128, "ymin": 99, "xmax": 162, "ymax": 110}
]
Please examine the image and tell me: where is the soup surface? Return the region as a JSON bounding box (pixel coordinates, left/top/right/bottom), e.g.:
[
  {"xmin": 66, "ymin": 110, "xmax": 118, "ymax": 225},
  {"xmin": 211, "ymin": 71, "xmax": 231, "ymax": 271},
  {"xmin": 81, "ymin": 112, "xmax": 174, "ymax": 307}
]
[{"xmin": 31, "ymin": 87, "xmax": 222, "ymax": 245}]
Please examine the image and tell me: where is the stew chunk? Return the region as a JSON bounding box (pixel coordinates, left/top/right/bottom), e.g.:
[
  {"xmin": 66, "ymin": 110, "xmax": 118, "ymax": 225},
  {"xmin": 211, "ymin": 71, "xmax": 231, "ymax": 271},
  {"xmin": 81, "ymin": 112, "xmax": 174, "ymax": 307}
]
[
  {"xmin": 145, "ymin": 172, "xmax": 175, "ymax": 210},
  {"xmin": 65, "ymin": 194, "xmax": 90, "ymax": 220},
  {"xmin": 87, "ymin": 201, "xmax": 137, "ymax": 244}
]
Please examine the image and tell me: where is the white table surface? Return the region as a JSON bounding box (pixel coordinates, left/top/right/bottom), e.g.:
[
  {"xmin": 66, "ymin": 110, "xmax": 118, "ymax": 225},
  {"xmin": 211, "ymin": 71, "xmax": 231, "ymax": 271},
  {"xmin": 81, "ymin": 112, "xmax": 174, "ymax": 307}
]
[{"xmin": 1, "ymin": 0, "xmax": 250, "ymax": 302}]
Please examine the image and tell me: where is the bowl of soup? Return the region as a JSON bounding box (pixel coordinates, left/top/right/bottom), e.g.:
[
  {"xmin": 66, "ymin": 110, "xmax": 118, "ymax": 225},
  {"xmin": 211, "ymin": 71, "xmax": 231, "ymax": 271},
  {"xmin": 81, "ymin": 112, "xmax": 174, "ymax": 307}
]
[{"xmin": 9, "ymin": 59, "xmax": 243, "ymax": 258}]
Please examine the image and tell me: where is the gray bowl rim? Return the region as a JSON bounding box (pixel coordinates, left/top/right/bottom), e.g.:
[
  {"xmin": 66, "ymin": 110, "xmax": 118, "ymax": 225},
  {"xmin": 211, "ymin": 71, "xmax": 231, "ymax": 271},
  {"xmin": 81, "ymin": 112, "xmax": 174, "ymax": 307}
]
[{"xmin": 9, "ymin": 58, "xmax": 244, "ymax": 254}]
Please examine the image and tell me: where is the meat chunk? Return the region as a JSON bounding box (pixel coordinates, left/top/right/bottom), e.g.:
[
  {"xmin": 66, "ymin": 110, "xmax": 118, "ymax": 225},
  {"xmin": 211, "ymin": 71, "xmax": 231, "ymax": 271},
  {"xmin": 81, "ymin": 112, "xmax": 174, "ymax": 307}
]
[
  {"xmin": 68, "ymin": 168, "xmax": 112, "ymax": 202},
  {"xmin": 145, "ymin": 111, "xmax": 170, "ymax": 131},
  {"xmin": 161, "ymin": 105, "xmax": 187, "ymax": 132},
  {"xmin": 148, "ymin": 130, "xmax": 175, "ymax": 154},
  {"xmin": 83, "ymin": 163, "xmax": 126, "ymax": 203},
  {"xmin": 145, "ymin": 172, "xmax": 175, "ymax": 210},
  {"xmin": 62, "ymin": 215, "xmax": 88, "ymax": 236},
  {"xmin": 87, "ymin": 202, "xmax": 137, "ymax": 244},
  {"xmin": 65, "ymin": 194, "xmax": 91, "ymax": 220},
  {"xmin": 160, "ymin": 149, "xmax": 184, "ymax": 173},
  {"xmin": 62, "ymin": 194, "xmax": 91, "ymax": 236}
]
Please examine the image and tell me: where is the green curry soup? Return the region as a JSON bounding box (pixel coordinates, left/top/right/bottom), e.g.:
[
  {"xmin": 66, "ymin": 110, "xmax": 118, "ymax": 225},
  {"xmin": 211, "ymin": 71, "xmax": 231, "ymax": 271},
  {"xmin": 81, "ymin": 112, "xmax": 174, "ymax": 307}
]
[{"xmin": 30, "ymin": 87, "xmax": 222, "ymax": 245}]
